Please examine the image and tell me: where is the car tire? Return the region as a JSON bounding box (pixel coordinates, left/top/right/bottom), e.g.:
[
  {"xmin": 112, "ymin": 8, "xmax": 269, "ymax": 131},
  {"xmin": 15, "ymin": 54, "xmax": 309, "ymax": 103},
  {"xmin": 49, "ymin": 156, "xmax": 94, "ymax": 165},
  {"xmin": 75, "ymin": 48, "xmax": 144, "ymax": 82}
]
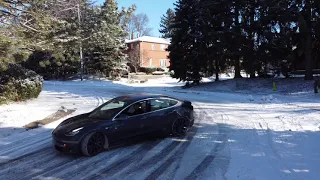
[
  {"xmin": 171, "ymin": 118, "xmax": 190, "ymax": 137},
  {"xmin": 81, "ymin": 132, "xmax": 107, "ymax": 156}
]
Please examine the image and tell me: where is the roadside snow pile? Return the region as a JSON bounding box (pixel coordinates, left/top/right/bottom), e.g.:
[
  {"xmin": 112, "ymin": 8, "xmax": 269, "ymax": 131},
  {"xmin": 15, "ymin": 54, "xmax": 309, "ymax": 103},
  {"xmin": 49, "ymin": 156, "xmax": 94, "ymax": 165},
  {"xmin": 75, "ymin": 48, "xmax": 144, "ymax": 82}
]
[
  {"xmin": 116, "ymin": 76, "xmax": 186, "ymax": 87},
  {"xmin": 0, "ymin": 64, "xmax": 43, "ymax": 104},
  {"xmin": 247, "ymin": 94, "xmax": 281, "ymax": 103},
  {"xmin": 187, "ymin": 78, "xmax": 317, "ymax": 95},
  {"xmin": 260, "ymin": 95, "xmax": 281, "ymax": 103},
  {"xmin": 248, "ymin": 95, "xmax": 255, "ymax": 101}
]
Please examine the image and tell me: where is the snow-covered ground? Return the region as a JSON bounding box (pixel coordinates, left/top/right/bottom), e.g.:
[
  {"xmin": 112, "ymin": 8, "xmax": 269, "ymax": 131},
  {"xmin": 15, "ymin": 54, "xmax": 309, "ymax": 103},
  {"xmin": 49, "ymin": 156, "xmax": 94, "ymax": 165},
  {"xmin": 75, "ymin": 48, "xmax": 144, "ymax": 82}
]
[{"xmin": 0, "ymin": 77, "xmax": 319, "ymax": 180}]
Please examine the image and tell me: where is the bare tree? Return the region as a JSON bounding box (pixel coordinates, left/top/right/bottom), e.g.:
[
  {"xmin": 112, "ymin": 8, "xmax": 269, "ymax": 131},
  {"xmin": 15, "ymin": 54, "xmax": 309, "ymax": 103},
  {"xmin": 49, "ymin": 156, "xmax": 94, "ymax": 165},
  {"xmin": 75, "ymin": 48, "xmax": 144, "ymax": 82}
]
[
  {"xmin": 127, "ymin": 13, "xmax": 152, "ymax": 38},
  {"xmin": 127, "ymin": 44, "xmax": 150, "ymax": 72}
]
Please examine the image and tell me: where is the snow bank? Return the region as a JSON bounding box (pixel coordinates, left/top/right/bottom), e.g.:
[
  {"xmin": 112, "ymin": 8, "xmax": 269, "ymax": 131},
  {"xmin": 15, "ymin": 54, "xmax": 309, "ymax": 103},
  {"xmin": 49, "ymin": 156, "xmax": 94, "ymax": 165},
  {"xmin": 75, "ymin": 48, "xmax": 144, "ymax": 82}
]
[{"xmin": 187, "ymin": 78, "xmax": 317, "ymax": 96}]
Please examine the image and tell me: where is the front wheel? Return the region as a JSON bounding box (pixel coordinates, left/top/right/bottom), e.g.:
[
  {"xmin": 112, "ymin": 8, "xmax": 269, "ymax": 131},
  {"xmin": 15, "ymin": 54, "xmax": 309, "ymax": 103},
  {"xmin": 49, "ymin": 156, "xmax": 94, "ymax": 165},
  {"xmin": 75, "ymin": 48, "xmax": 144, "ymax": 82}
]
[
  {"xmin": 172, "ymin": 118, "xmax": 190, "ymax": 137},
  {"xmin": 81, "ymin": 132, "xmax": 107, "ymax": 156}
]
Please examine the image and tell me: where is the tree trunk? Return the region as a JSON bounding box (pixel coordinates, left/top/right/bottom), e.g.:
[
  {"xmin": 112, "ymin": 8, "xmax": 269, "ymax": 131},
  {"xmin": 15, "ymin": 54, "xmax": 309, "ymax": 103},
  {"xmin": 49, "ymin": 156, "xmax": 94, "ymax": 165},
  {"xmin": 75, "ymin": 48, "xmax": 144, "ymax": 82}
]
[
  {"xmin": 314, "ymin": 78, "xmax": 319, "ymax": 93},
  {"xmin": 305, "ymin": 32, "xmax": 313, "ymax": 80},
  {"xmin": 215, "ymin": 59, "xmax": 220, "ymax": 81},
  {"xmin": 264, "ymin": 59, "xmax": 268, "ymax": 79},
  {"xmin": 249, "ymin": 5, "xmax": 255, "ymax": 79},
  {"xmin": 234, "ymin": 3, "xmax": 242, "ymax": 79},
  {"xmin": 304, "ymin": 0, "xmax": 313, "ymax": 80},
  {"xmin": 234, "ymin": 56, "xmax": 242, "ymax": 78},
  {"xmin": 248, "ymin": 30, "xmax": 255, "ymax": 78}
]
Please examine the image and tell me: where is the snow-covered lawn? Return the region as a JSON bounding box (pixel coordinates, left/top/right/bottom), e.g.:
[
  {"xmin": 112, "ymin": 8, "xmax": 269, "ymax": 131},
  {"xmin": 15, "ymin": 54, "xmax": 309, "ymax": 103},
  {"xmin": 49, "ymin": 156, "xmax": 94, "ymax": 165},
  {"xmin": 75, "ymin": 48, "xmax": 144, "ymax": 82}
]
[{"xmin": 0, "ymin": 77, "xmax": 319, "ymax": 180}]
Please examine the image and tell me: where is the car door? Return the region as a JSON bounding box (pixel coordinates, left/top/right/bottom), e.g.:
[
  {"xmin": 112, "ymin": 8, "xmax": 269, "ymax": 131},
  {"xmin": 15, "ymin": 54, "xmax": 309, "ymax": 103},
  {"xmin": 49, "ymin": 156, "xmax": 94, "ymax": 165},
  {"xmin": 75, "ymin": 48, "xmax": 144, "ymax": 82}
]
[
  {"xmin": 148, "ymin": 98, "xmax": 179, "ymax": 131},
  {"xmin": 112, "ymin": 100, "xmax": 149, "ymax": 140}
]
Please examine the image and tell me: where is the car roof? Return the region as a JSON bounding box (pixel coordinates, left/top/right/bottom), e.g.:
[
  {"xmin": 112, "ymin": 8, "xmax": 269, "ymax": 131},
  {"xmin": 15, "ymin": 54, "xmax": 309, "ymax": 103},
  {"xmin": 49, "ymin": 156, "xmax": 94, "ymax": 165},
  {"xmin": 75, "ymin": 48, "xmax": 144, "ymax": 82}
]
[{"xmin": 116, "ymin": 93, "xmax": 174, "ymax": 103}]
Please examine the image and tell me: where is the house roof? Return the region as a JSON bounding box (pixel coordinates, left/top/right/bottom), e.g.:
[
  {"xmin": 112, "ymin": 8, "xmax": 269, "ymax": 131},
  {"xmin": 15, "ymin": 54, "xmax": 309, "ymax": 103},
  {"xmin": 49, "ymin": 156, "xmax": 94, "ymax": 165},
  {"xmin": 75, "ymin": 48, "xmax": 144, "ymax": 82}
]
[{"xmin": 125, "ymin": 36, "xmax": 170, "ymax": 45}]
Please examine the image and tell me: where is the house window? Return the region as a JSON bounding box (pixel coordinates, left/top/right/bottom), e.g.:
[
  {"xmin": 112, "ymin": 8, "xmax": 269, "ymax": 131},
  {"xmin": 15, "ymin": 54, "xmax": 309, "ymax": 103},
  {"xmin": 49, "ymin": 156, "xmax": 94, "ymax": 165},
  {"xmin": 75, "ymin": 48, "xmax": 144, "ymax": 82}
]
[
  {"xmin": 151, "ymin": 44, "xmax": 155, "ymax": 50},
  {"xmin": 149, "ymin": 59, "xmax": 152, "ymax": 67},
  {"xmin": 160, "ymin": 44, "xmax": 166, "ymax": 51},
  {"xmin": 160, "ymin": 59, "xmax": 169, "ymax": 67}
]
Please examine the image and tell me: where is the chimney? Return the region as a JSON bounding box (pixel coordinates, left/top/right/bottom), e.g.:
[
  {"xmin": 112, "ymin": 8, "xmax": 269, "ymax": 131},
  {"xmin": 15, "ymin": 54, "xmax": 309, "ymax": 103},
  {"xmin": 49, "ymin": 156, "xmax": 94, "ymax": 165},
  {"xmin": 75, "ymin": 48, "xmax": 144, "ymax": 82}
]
[{"xmin": 131, "ymin": 33, "xmax": 134, "ymax": 40}]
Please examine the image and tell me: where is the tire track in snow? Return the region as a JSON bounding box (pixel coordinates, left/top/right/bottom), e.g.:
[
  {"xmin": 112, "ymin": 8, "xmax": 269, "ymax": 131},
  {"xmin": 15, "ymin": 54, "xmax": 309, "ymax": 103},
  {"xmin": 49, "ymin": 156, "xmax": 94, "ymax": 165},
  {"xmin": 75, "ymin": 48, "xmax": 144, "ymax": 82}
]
[
  {"xmin": 0, "ymin": 130, "xmax": 50, "ymax": 149},
  {"xmin": 113, "ymin": 109, "xmax": 206, "ymax": 179},
  {"xmin": 185, "ymin": 110, "xmax": 230, "ymax": 180},
  {"xmin": 0, "ymin": 136, "xmax": 51, "ymax": 157},
  {"xmin": 143, "ymin": 109, "xmax": 207, "ymax": 180},
  {"xmin": 162, "ymin": 105, "xmax": 230, "ymax": 179},
  {"xmin": 28, "ymin": 150, "xmax": 117, "ymax": 180},
  {"xmin": 160, "ymin": 110, "xmax": 215, "ymax": 180},
  {"xmin": 0, "ymin": 139, "xmax": 51, "ymax": 164},
  {"xmin": 123, "ymin": 140, "xmax": 182, "ymax": 177},
  {"xmin": 250, "ymin": 112, "xmax": 304, "ymax": 180},
  {"xmin": 50, "ymin": 140, "xmax": 152, "ymax": 179},
  {"xmin": 21, "ymin": 156, "xmax": 76, "ymax": 180},
  {"xmin": 145, "ymin": 130, "xmax": 198, "ymax": 180},
  {"xmin": 185, "ymin": 155, "xmax": 215, "ymax": 180},
  {"xmin": 60, "ymin": 144, "xmax": 140, "ymax": 180},
  {"xmin": 0, "ymin": 149, "xmax": 56, "ymax": 179},
  {"xmin": 23, "ymin": 154, "xmax": 81, "ymax": 180},
  {"xmin": 0, "ymin": 146, "xmax": 52, "ymax": 167},
  {"xmin": 86, "ymin": 141, "xmax": 161, "ymax": 180}
]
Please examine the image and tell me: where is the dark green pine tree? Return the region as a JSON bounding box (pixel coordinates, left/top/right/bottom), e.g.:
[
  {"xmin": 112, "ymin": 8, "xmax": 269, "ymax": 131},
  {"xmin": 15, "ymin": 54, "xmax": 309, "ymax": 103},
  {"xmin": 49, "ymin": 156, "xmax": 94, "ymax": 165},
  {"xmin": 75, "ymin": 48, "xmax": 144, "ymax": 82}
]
[
  {"xmin": 231, "ymin": 0, "xmax": 244, "ymax": 79},
  {"xmin": 295, "ymin": 0, "xmax": 320, "ymax": 80},
  {"xmin": 168, "ymin": 0, "xmax": 204, "ymax": 83},
  {"xmin": 200, "ymin": 0, "xmax": 231, "ymax": 81},
  {"xmin": 159, "ymin": 8, "xmax": 175, "ymax": 38},
  {"xmin": 168, "ymin": 0, "xmax": 189, "ymax": 82},
  {"xmin": 87, "ymin": 0, "xmax": 128, "ymax": 76}
]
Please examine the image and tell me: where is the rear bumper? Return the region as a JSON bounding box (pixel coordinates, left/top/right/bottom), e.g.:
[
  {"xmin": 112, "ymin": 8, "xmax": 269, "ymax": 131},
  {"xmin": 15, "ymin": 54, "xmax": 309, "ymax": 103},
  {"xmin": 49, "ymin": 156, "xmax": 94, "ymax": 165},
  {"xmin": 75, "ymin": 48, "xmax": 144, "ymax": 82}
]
[{"xmin": 52, "ymin": 137, "xmax": 80, "ymax": 154}]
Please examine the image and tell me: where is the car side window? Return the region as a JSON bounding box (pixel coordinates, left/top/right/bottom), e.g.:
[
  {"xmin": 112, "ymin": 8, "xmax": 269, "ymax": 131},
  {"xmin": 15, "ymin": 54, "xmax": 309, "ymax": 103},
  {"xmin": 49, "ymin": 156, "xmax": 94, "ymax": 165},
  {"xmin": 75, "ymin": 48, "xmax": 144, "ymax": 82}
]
[
  {"xmin": 120, "ymin": 100, "xmax": 148, "ymax": 117},
  {"xmin": 169, "ymin": 100, "xmax": 178, "ymax": 106},
  {"xmin": 149, "ymin": 99, "xmax": 178, "ymax": 112}
]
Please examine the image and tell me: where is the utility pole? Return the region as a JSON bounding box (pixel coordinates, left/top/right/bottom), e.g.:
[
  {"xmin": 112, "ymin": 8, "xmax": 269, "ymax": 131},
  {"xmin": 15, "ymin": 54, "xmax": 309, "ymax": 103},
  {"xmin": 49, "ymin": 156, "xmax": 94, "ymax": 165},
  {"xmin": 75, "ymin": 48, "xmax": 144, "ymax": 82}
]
[{"xmin": 77, "ymin": 4, "xmax": 84, "ymax": 81}]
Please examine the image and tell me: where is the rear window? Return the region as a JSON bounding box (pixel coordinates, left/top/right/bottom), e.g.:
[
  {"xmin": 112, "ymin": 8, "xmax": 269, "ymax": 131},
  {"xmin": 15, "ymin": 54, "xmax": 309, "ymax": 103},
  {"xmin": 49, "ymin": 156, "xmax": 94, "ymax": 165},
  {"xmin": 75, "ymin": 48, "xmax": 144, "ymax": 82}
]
[
  {"xmin": 169, "ymin": 100, "xmax": 178, "ymax": 106},
  {"xmin": 149, "ymin": 99, "xmax": 179, "ymax": 111}
]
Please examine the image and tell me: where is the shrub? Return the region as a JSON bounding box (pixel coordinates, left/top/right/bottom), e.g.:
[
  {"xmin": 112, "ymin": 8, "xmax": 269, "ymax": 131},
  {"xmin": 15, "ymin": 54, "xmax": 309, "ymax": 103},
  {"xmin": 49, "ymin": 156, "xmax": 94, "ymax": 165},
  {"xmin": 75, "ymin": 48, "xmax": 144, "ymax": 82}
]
[
  {"xmin": 0, "ymin": 96, "xmax": 7, "ymax": 105},
  {"xmin": 156, "ymin": 68, "xmax": 165, "ymax": 72},
  {"xmin": 139, "ymin": 67, "xmax": 157, "ymax": 74},
  {"xmin": 0, "ymin": 63, "xmax": 43, "ymax": 103}
]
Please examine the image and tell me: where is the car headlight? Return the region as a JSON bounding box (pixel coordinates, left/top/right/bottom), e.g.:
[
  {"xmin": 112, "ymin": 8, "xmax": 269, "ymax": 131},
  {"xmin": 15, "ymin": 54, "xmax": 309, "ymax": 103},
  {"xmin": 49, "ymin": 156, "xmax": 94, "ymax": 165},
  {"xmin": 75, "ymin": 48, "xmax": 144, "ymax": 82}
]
[{"xmin": 65, "ymin": 127, "xmax": 84, "ymax": 136}]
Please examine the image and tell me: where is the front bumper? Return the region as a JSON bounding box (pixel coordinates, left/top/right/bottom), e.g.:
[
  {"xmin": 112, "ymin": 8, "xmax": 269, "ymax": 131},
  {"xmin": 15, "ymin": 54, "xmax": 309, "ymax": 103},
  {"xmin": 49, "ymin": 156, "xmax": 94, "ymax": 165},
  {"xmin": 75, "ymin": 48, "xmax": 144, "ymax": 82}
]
[{"xmin": 52, "ymin": 137, "xmax": 80, "ymax": 154}]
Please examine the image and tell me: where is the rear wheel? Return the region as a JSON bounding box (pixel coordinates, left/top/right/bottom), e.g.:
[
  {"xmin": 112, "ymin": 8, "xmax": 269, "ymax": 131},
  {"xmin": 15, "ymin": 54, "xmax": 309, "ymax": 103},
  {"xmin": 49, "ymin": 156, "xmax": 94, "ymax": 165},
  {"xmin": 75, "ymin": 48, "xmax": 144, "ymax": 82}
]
[
  {"xmin": 81, "ymin": 132, "xmax": 107, "ymax": 156},
  {"xmin": 172, "ymin": 118, "xmax": 190, "ymax": 137}
]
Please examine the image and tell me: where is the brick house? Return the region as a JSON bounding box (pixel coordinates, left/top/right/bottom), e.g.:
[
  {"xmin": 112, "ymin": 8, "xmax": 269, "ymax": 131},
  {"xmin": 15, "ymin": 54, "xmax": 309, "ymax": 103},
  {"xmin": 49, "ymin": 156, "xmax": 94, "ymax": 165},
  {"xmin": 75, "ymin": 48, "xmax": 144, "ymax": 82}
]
[{"xmin": 124, "ymin": 36, "xmax": 170, "ymax": 70}]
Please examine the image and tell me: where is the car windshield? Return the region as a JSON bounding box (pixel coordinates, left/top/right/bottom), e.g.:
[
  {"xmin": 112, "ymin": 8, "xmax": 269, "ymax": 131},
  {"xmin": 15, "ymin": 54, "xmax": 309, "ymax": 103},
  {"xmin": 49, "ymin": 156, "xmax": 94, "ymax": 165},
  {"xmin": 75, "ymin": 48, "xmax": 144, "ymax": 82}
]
[{"xmin": 88, "ymin": 99, "xmax": 129, "ymax": 120}]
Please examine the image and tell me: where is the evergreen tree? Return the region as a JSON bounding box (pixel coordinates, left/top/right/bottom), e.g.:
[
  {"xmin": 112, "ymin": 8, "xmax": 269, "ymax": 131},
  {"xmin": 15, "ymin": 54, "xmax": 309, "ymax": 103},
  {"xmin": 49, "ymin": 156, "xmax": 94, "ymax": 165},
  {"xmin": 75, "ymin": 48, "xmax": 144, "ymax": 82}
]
[
  {"xmin": 159, "ymin": 8, "xmax": 175, "ymax": 38},
  {"xmin": 169, "ymin": 0, "xmax": 204, "ymax": 83},
  {"xmin": 86, "ymin": 0, "xmax": 130, "ymax": 77},
  {"xmin": 0, "ymin": 0, "xmax": 62, "ymax": 64},
  {"xmin": 295, "ymin": 0, "xmax": 320, "ymax": 80}
]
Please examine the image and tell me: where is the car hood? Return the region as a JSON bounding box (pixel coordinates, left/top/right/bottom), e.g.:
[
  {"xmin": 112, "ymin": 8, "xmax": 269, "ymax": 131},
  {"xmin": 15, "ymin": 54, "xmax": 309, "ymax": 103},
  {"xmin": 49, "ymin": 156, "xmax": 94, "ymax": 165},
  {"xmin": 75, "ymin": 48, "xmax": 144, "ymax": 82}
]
[{"xmin": 53, "ymin": 113, "xmax": 111, "ymax": 135}]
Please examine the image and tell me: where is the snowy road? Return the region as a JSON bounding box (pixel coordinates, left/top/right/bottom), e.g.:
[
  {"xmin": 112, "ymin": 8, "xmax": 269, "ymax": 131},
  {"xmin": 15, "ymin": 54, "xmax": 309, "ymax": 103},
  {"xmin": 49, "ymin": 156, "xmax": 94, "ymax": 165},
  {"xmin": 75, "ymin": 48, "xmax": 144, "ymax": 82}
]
[{"xmin": 0, "ymin": 80, "xmax": 320, "ymax": 180}]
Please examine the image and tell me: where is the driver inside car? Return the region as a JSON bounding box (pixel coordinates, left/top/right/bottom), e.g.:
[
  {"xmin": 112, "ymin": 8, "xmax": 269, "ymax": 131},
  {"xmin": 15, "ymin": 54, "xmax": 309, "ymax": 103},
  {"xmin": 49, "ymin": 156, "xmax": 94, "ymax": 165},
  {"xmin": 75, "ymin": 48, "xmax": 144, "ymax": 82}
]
[{"xmin": 127, "ymin": 101, "xmax": 147, "ymax": 116}]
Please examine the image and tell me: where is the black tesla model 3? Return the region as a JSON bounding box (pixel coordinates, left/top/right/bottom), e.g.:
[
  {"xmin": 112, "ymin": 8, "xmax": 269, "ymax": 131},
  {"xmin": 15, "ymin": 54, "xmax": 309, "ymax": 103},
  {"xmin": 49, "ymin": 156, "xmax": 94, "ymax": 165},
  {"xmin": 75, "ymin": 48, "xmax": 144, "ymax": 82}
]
[{"xmin": 52, "ymin": 94, "xmax": 194, "ymax": 156}]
